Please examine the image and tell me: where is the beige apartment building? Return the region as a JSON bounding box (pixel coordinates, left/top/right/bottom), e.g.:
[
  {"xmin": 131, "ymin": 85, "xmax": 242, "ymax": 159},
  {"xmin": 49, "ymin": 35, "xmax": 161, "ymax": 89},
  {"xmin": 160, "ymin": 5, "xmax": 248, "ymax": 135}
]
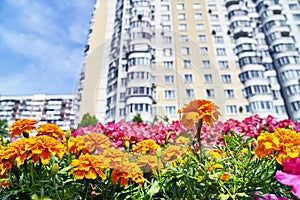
[{"xmin": 77, "ymin": 0, "xmax": 300, "ymax": 123}]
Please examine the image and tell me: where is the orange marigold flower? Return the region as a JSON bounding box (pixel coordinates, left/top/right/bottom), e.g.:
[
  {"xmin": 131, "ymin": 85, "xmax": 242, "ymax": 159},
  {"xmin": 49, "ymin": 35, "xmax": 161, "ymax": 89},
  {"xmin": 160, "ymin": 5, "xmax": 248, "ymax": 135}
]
[
  {"xmin": 0, "ymin": 179, "xmax": 10, "ymax": 189},
  {"xmin": 175, "ymin": 136, "xmax": 190, "ymax": 146},
  {"xmin": 0, "ymin": 146, "xmax": 17, "ymax": 177},
  {"xmin": 132, "ymin": 139, "xmax": 160, "ymax": 155},
  {"xmin": 136, "ymin": 154, "xmax": 163, "ymax": 173},
  {"xmin": 178, "ymin": 99, "xmax": 221, "ymax": 129},
  {"xmin": 81, "ymin": 132, "xmax": 111, "ymax": 154},
  {"xmin": 66, "ymin": 136, "xmax": 89, "ymax": 157},
  {"xmin": 30, "ymin": 136, "xmax": 66, "ymax": 165},
  {"xmin": 111, "ymin": 160, "xmax": 144, "ymax": 187},
  {"xmin": 97, "ymin": 148, "xmax": 129, "ymax": 168},
  {"xmin": 8, "ymin": 119, "xmax": 38, "ymax": 138},
  {"xmin": 69, "ymin": 154, "xmax": 107, "ymax": 180},
  {"xmin": 255, "ymin": 128, "xmax": 300, "ymax": 165},
  {"xmin": 162, "ymin": 145, "xmax": 182, "ymax": 162},
  {"xmin": 36, "ymin": 123, "xmax": 64, "ymax": 139},
  {"xmin": 220, "ymin": 173, "xmax": 231, "ymax": 181}
]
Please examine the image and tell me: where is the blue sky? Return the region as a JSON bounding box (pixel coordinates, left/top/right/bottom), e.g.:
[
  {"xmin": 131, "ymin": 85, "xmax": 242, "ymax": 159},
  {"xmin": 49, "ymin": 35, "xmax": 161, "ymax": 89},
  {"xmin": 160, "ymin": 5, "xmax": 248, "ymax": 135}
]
[{"xmin": 0, "ymin": 0, "xmax": 95, "ymax": 95}]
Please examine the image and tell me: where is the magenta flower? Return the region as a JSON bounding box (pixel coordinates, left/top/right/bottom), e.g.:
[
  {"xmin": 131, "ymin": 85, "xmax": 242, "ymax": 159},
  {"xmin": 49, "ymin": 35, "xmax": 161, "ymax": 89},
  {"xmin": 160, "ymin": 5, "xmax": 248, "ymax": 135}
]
[
  {"xmin": 276, "ymin": 156, "xmax": 300, "ymax": 199},
  {"xmin": 253, "ymin": 191, "xmax": 289, "ymax": 200}
]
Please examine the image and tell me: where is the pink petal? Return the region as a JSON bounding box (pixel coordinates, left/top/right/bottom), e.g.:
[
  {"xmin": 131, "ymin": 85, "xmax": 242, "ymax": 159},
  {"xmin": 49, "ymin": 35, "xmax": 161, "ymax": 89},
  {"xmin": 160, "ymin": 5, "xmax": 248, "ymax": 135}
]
[{"xmin": 276, "ymin": 171, "xmax": 300, "ymax": 199}]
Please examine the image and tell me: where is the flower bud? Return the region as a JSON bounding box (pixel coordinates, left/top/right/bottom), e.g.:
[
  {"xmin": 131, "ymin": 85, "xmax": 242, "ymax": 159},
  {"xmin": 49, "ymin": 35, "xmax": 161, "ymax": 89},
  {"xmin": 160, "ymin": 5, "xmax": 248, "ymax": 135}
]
[
  {"xmin": 125, "ymin": 140, "xmax": 130, "ymax": 150},
  {"xmin": 156, "ymin": 148, "xmax": 162, "ymax": 158},
  {"xmin": 51, "ymin": 163, "xmax": 59, "ymax": 177},
  {"xmin": 66, "ymin": 129, "xmax": 71, "ymax": 139}
]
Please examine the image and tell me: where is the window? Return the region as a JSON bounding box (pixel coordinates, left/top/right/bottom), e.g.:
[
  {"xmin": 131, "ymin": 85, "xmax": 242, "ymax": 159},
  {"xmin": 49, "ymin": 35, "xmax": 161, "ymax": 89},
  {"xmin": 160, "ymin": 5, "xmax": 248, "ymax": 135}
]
[
  {"xmin": 219, "ymin": 61, "xmax": 229, "ymax": 69},
  {"xmin": 204, "ymin": 74, "xmax": 213, "ymax": 83},
  {"xmin": 226, "ymin": 105, "xmax": 237, "ymax": 114},
  {"xmin": 121, "ymin": 78, "xmax": 127, "ymax": 86},
  {"xmin": 291, "ymin": 101, "xmax": 300, "ymax": 111},
  {"xmin": 286, "ymin": 85, "xmax": 300, "ymax": 96},
  {"xmin": 180, "ymin": 47, "xmax": 190, "ymax": 55},
  {"xmin": 210, "ymin": 14, "xmax": 219, "ymax": 21},
  {"xmin": 162, "ymin": 25, "xmax": 171, "ymax": 31},
  {"xmin": 208, "ymin": 4, "xmax": 217, "ymax": 11},
  {"xmin": 202, "ymin": 60, "xmax": 210, "ymax": 68},
  {"xmin": 289, "ymin": 4, "xmax": 299, "ymax": 10},
  {"xmin": 260, "ymin": 101, "xmax": 272, "ymax": 110},
  {"xmin": 183, "ymin": 60, "xmax": 191, "ymax": 68},
  {"xmin": 162, "ymin": 5, "xmax": 170, "ymax": 11},
  {"xmin": 206, "ymin": 89, "xmax": 215, "ymax": 98},
  {"xmin": 185, "ymin": 89, "xmax": 195, "ymax": 98},
  {"xmin": 214, "ymin": 36, "xmax": 224, "ymax": 43},
  {"xmin": 184, "ymin": 74, "xmax": 193, "ymax": 83},
  {"xmin": 120, "ymin": 92, "xmax": 125, "ymax": 101},
  {"xmin": 198, "ymin": 35, "xmax": 207, "ymax": 42},
  {"xmin": 119, "ymin": 108, "xmax": 125, "ymax": 116},
  {"xmin": 224, "ymin": 89, "xmax": 235, "ymax": 98},
  {"xmin": 216, "ymin": 48, "xmax": 226, "ymax": 56},
  {"xmin": 177, "ymin": 3, "xmax": 185, "ymax": 10},
  {"xmin": 179, "ymin": 24, "xmax": 187, "ymax": 31},
  {"xmin": 195, "ymin": 13, "xmax": 203, "ymax": 20},
  {"xmin": 164, "ymin": 90, "xmax": 176, "ymax": 99},
  {"xmin": 193, "ymin": 3, "xmax": 201, "ymax": 10},
  {"xmin": 164, "ymin": 75, "xmax": 174, "ymax": 83},
  {"xmin": 163, "ymin": 61, "xmax": 173, "ymax": 69},
  {"xmin": 200, "ymin": 47, "xmax": 208, "ymax": 54},
  {"xmin": 196, "ymin": 24, "xmax": 205, "ymax": 31},
  {"xmin": 163, "ymin": 48, "xmax": 172, "ymax": 56},
  {"xmin": 163, "ymin": 36, "xmax": 172, "ymax": 43},
  {"xmin": 162, "ymin": 14, "xmax": 170, "ymax": 21},
  {"xmin": 293, "ymin": 14, "xmax": 300, "ymax": 20},
  {"xmin": 165, "ymin": 106, "xmax": 176, "ymax": 115},
  {"xmin": 178, "ymin": 13, "xmax": 186, "ymax": 20},
  {"xmin": 212, "ymin": 25, "xmax": 222, "ymax": 32},
  {"xmin": 221, "ymin": 74, "xmax": 232, "ymax": 83},
  {"xmin": 180, "ymin": 35, "xmax": 188, "ymax": 42}
]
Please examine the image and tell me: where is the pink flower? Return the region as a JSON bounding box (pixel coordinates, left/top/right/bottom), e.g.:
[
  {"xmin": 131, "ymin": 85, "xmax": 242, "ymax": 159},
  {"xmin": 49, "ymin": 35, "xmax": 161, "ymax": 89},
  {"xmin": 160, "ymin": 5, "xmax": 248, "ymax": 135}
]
[
  {"xmin": 253, "ymin": 192, "xmax": 289, "ymax": 200},
  {"xmin": 275, "ymin": 156, "xmax": 300, "ymax": 199}
]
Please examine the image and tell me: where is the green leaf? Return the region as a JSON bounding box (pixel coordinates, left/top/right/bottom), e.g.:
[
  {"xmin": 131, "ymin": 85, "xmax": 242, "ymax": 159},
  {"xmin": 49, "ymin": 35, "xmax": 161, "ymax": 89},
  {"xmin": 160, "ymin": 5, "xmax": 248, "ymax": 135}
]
[
  {"xmin": 237, "ymin": 192, "xmax": 248, "ymax": 197},
  {"xmin": 219, "ymin": 194, "xmax": 230, "ymax": 200},
  {"xmin": 58, "ymin": 166, "xmax": 73, "ymax": 174},
  {"xmin": 147, "ymin": 180, "xmax": 160, "ymax": 197}
]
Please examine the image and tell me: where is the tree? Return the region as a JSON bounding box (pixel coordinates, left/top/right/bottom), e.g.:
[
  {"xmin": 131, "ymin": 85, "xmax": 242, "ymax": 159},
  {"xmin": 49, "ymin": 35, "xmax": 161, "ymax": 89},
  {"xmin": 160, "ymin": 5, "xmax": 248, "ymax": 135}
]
[
  {"xmin": 132, "ymin": 113, "xmax": 143, "ymax": 124},
  {"xmin": 0, "ymin": 119, "xmax": 8, "ymax": 139},
  {"xmin": 78, "ymin": 113, "xmax": 98, "ymax": 127}
]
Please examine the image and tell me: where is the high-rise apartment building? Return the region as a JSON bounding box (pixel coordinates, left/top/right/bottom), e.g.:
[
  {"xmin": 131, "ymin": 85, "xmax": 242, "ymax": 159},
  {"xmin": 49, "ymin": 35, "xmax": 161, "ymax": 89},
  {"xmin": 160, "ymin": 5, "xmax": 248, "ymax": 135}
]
[
  {"xmin": 78, "ymin": 0, "xmax": 300, "ymax": 124},
  {"xmin": 0, "ymin": 94, "xmax": 76, "ymax": 131}
]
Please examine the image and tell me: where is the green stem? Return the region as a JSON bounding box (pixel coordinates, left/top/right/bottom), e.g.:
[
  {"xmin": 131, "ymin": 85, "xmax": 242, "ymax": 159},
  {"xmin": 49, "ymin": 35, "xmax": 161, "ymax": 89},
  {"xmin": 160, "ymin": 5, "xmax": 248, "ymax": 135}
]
[{"xmin": 196, "ymin": 119, "xmax": 203, "ymax": 162}]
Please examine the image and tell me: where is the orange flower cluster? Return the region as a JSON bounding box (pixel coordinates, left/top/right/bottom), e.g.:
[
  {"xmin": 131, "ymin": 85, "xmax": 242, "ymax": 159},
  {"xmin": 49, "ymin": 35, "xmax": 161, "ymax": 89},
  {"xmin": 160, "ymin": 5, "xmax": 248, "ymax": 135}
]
[
  {"xmin": 175, "ymin": 136, "xmax": 190, "ymax": 146},
  {"xmin": 255, "ymin": 128, "xmax": 300, "ymax": 165},
  {"xmin": 69, "ymin": 154, "xmax": 107, "ymax": 180},
  {"xmin": 36, "ymin": 123, "xmax": 65, "ymax": 139},
  {"xmin": 8, "ymin": 119, "xmax": 38, "ymax": 138},
  {"xmin": 81, "ymin": 132, "xmax": 111, "ymax": 153},
  {"xmin": 220, "ymin": 173, "xmax": 231, "ymax": 181},
  {"xmin": 66, "ymin": 136, "xmax": 89, "ymax": 157},
  {"xmin": 162, "ymin": 145, "xmax": 182, "ymax": 162},
  {"xmin": 98, "ymin": 148, "xmax": 129, "ymax": 168},
  {"xmin": 132, "ymin": 139, "xmax": 160, "ymax": 154},
  {"xmin": 137, "ymin": 154, "xmax": 163, "ymax": 173},
  {"xmin": 111, "ymin": 160, "xmax": 144, "ymax": 187},
  {"xmin": 178, "ymin": 99, "xmax": 221, "ymax": 129}
]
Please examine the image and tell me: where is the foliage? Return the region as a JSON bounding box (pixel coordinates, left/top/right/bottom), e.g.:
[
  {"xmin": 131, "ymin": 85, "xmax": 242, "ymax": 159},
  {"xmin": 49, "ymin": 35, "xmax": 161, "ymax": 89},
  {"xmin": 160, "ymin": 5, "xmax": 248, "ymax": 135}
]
[
  {"xmin": 77, "ymin": 113, "xmax": 98, "ymax": 128},
  {"xmin": 1, "ymin": 100, "xmax": 300, "ymax": 199},
  {"xmin": 0, "ymin": 119, "xmax": 8, "ymax": 139},
  {"xmin": 132, "ymin": 113, "xmax": 143, "ymax": 124}
]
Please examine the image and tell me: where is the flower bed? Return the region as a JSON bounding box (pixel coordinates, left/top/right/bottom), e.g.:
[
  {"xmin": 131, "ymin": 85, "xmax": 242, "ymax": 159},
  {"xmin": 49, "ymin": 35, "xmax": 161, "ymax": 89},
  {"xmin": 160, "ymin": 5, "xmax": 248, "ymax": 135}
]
[{"xmin": 0, "ymin": 100, "xmax": 299, "ymax": 200}]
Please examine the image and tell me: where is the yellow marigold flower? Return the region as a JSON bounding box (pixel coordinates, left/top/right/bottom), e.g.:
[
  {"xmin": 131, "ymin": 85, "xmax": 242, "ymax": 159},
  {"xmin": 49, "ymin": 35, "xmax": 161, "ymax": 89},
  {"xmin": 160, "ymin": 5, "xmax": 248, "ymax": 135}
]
[
  {"xmin": 111, "ymin": 160, "xmax": 144, "ymax": 187},
  {"xmin": 162, "ymin": 145, "xmax": 182, "ymax": 162},
  {"xmin": 255, "ymin": 128, "xmax": 300, "ymax": 165},
  {"xmin": 0, "ymin": 146, "xmax": 16, "ymax": 176},
  {"xmin": 36, "ymin": 123, "xmax": 64, "ymax": 139},
  {"xmin": 220, "ymin": 173, "xmax": 230, "ymax": 181},
  {"xmin": 178, "ymin": 99, "xmax": 221, "ymax": 129},
  {"xmin": 132, "ymin": 139, "xmax": 160, "ymax": 155},
  {"xmin": 69, "ymin": 154, "xmax": 107, "ymax": 180},
  {"xmin": 136, "ymin": 154, "xmax": 163, "ymax": 173},
  {"xmin": 8, "ymin": 119, "xmax": 38, "ymax": 138},
  {"xmin": 30, "ymin": 136, "xmax": 66, "ymax": 165},
  {"xmin": 82, "ymin": 132, "xmax": 111, "ymax": 153},
  {"xmin": 0, "ymin": 179, "xmax": 10, "ymax": 189},
  {"xmin": 65, "ymin": 136, "xmax": 89, "ymax": 156},
  {"xmin": 97, "ymin": 148, "xmax": 129, "ymax": 168},
  {"xmin": 175, "ymin": 136, "xmax": 190, "ymax": 146}
]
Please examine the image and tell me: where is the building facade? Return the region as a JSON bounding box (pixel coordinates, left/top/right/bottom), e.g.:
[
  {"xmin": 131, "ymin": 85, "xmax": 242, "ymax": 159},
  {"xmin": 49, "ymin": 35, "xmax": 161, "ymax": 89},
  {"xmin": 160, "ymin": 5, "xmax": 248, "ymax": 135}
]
[
  {"xmin": 78, "ymin": 0, "xmax": 300, "ymax": 123},
  {"xmin": 0, "ymin": 94, "xmax": 76, "ymax": 131}
]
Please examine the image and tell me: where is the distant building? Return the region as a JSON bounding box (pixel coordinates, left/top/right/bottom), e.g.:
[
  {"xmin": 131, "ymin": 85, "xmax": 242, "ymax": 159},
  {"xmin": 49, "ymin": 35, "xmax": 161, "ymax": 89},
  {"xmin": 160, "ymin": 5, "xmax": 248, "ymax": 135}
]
[
  {"xmin": 0, "ymin": 94, "xmax": 77, "ymax": 131},
  {"xmin": 77, "ymin": 0, "xmax": 300, "ymax": 123}
]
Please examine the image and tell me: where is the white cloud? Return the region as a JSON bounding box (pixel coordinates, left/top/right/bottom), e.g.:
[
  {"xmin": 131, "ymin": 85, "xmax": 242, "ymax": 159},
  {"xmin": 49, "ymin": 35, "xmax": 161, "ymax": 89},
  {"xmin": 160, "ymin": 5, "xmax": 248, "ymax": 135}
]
[{"xmin": 0, "ymin": 0, "xmax": 95, "ymax": 95}]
